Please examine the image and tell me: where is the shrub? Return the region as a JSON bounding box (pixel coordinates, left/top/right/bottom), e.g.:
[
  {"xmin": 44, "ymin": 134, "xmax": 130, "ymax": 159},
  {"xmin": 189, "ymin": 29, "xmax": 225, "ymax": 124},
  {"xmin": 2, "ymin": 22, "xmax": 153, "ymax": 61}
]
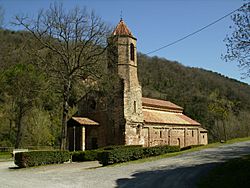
[
  {"xmin": 98, "ymin": 145, "xmax": 180, "ymax": 166},
  {"xmin": 71, "ymin": 151, "xmax": 85, "ymax": 162},
  {"xmin": 15, "ymin": 150, "xmax": 70, "ymax": 168},
  {"xmin": 143, "ymin": 145, "xmax": 180, "ymax": 157},
  {"xmin": 101, "ymin": 145, "xmax": 142, "ymax": 151},
  {"xmin": 71, "ymin": 145, "xmax": 143, "ymax": 162},
  {"xmin": 71, "ymin": 150, "xmax": 101, "ymax": 162},
  {"xmin": 98, "ymin": 147, "xmax": 143, "ymax": 165},
  {"xmin": 180, "ymin": 145, "xmax": 203, "ymax": 151}
]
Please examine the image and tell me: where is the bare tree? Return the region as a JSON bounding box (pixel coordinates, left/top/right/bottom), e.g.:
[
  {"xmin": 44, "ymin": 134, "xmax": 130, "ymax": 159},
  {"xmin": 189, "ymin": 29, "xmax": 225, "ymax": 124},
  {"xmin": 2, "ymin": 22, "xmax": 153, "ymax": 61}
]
[
  {"xmin": 223, "ymin": 3, "xmax": 250, "ymax": 77},
  {"xmin": 15, "ymin": 3, "xmax": 110, "ymax": 150}
]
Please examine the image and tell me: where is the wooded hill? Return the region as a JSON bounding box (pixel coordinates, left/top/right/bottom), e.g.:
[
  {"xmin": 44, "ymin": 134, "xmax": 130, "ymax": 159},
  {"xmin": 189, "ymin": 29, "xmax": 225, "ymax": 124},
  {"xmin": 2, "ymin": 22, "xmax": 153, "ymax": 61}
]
[
  {"xmin": 138, "ymin": 53, "xmax": 250, "ymax": 142},
  {"xmin": 0, "ymin": 30, "xmax": 250, "ymax": 147}
]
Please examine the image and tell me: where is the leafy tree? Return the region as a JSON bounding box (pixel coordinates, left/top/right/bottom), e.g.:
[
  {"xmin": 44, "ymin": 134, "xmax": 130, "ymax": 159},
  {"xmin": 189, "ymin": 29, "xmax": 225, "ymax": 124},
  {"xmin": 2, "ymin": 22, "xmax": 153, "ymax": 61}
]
[
  {"xmin": 223, "ymin": 3, "xmax": 250, "ymax": 77},
  {"xmin": 208, "ymin": 90, "xmax": 234, "ymax": 142},
  {"xmin": 22, "ymin": 109, "xmax": 55, "ymax": 147},
  {"xmin": 15, "ymin": 3, "xmax": 110, "ymax": 150},
  {"xmin": 1, "ymin": 64, "xmax": 44, "ymax": 148}
]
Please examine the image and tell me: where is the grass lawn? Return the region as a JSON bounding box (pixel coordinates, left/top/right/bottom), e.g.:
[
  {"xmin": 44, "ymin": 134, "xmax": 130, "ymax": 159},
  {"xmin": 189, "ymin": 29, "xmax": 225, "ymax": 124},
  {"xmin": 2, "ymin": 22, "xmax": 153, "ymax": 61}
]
[
  {"xmin": 198, "ymin": 155, "xmax": 250, "ymax": 188},
  {"xmin": 0, "ymin": 152, "xmax": 12, "ymax": 161}
]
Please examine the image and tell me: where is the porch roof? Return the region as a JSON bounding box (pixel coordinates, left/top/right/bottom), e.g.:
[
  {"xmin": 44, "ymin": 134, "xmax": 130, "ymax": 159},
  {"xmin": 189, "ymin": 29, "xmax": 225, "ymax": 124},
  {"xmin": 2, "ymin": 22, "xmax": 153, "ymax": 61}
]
[{"xmin": 68, "ymin": 117, "xmax": 99, "ymax": 126}]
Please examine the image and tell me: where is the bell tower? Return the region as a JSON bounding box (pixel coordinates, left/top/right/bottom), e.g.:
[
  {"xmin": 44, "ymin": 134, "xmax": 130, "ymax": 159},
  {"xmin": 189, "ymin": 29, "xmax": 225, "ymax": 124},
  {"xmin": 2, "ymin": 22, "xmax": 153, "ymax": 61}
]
[{"xmin": 108, "ymin": 19, "xmax": 144, "ymax": 145}]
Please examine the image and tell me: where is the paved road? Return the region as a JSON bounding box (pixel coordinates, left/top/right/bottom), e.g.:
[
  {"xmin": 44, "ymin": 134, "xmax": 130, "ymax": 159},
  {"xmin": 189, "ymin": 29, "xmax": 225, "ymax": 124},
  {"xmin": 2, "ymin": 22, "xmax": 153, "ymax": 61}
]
[{"xmin": 1, "ymin": 141, "xmax": 250, "ymax": 188}]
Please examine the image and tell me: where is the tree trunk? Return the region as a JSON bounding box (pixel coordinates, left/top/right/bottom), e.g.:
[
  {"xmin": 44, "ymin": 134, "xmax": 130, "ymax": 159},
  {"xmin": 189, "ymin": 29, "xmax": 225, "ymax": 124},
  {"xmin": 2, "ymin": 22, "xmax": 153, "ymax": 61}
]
[
  {"xmin": 60, "ymin": 81, "xmax": 71, "ymax": 150},
  {"xmin": 15, "ymin": 112, "xmax": 23, "ymax": 149},
  {"xmin": 8, "ymin": 119, "xmax": 12, "ymax": 141},
  {"xmin": 215, "ymin": 119, "xmax": 221, "ymax": 141},
  {"xmin": 222, "ymin": 121, "xmax": 227, "ymax": 142}
]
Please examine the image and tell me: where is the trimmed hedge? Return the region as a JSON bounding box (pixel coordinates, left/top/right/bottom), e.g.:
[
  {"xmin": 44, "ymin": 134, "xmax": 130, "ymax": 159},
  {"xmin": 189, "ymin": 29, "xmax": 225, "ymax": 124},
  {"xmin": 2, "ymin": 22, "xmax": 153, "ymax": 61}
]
[
  {"xmin": 15, "ymin": 150, "xmax": 70, "ymax": 168},
  {"xmin": 98, "ymin": 145, "xmax": 180, "ymax": 166},
  {"xmin": 143, "ymin": 145, "xmax": 180, "ymax": 157},
  {"xmin": 71, "ymin": 145, "xmax": 142, "ymax": 162},
  {"xmin": 101, "ymin": 145, "xmax": 142, "ymax": 150},
  {"xmin": 71, "ymin": 150, "xmax": 101, "ymax": 162},
  {"xmin": 180, "ymin": 145, "xmax": 204, "ymax": 151}
]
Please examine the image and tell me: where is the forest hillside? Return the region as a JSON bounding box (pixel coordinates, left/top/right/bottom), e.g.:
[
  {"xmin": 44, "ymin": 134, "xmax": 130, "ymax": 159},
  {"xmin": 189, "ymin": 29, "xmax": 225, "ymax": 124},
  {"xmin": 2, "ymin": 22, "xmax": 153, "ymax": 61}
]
[
  {"xmin": 137, "ymin": 53, "xmax": 250, "ymax": 142},
  {"xmin": 0, "ymin": 30, "xmax": 250, "ymax": 147}
]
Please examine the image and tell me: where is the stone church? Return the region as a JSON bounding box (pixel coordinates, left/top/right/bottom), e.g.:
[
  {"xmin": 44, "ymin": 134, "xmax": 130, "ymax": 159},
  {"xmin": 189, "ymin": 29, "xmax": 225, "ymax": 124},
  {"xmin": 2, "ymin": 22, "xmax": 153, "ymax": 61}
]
[{"xmin": 67, "ymin": 19, "xmax": 208, "ymax": 151}]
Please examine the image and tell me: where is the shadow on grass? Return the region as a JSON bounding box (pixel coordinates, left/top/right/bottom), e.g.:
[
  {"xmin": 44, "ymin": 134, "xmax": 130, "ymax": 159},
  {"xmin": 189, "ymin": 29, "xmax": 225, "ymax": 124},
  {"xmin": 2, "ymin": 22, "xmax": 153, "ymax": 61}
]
[
  {"xmin": 116, "ymin": 162, "xmax": 220, "ymax": 188},
  {"xmin": 116, "ymin": 143, "xmax": 250, "ymax": 188}
]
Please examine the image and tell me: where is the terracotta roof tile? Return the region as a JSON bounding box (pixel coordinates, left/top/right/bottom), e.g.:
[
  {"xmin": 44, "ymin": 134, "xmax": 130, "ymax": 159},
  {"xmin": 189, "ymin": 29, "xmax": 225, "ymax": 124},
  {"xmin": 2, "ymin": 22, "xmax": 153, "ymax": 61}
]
[
  {"xmin": 71, "ymin": 117, "xmax": 99, "ymax": 126},
  {"xmin": 142, "ymin": 97, "xmax": 183, "ymax": 112},
  {"xmin": 175, "ymin": 113, "xmax": 201, "ymax": 126},
  {"xmin": 112, "ymin": 19, "xmax": 133, "ymax": 37},
  {"xmin": 143, "ymin": 109, "xmax": 200, "ymax": 126}
]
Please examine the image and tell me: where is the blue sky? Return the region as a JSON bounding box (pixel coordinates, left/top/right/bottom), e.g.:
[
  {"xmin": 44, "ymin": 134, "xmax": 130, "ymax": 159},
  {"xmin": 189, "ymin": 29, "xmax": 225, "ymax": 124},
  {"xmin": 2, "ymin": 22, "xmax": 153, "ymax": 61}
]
[{"xmin": 1, "ymin": 0, "xmax": 249, "ymax": 84}]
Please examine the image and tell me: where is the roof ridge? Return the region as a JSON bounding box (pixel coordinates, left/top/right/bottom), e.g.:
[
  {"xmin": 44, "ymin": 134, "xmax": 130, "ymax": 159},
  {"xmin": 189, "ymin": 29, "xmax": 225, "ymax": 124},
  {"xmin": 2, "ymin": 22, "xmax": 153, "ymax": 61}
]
[{"xmin": 142, "ymin": 97, "xmax": 183, "ymax": 110}]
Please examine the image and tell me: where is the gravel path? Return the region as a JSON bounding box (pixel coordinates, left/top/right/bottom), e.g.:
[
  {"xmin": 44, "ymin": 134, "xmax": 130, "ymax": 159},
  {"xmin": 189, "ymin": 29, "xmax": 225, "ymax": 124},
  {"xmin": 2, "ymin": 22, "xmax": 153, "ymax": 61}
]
[{"xmin": 1, "ymin": 141, "xmax": 250, "ymax": 188}]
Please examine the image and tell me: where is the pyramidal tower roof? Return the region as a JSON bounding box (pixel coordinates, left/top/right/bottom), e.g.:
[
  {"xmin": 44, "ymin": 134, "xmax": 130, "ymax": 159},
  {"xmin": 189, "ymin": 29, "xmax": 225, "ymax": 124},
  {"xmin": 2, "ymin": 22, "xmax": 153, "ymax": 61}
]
[{"xmin": 112, "ymin": 19, "xmax": 134, "ymax": 37}]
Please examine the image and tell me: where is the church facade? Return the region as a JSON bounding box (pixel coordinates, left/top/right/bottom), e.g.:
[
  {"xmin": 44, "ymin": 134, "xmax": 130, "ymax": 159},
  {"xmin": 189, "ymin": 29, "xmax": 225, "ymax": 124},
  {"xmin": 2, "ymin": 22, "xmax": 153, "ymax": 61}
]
[{"xmin": 67, "ymin": 19, "xmax": 208, "ymax": 151}]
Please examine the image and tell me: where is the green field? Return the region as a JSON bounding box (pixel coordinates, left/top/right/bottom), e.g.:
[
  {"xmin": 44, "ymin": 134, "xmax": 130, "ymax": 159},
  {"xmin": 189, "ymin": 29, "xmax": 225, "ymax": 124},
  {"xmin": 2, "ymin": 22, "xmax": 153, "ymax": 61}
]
[{"xmin": 0, "ymin": 152, "xmax": 12, "ymax": 161}]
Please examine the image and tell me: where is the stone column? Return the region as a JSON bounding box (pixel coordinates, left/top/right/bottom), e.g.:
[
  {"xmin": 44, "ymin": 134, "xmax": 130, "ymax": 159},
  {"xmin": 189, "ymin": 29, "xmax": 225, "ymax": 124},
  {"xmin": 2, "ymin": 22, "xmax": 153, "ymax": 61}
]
[{"xmin": 82, "ymin": 126, "xmax": 85, "ymax": 151}]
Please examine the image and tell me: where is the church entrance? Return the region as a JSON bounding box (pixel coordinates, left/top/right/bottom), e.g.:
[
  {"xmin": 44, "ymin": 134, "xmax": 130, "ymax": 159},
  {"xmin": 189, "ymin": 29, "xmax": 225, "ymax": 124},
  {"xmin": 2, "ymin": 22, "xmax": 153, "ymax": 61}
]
[
  {"xmin": 91, "ymin": 137, "xmax": 98, "ymax": 149},
  {"xmin": 177, "ymin": 138, "xmax": 181, "ymax": 147}
]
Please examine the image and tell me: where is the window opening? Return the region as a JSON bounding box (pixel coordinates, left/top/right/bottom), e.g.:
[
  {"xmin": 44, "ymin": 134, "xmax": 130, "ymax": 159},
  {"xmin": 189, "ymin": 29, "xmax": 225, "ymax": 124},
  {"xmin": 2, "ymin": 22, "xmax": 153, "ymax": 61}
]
[
  {"xmin": 133, "ymin": 101, "xmax": 136, "ymax": 113},
  {"xmin": 130, "ymin": 43, "xmax": 135, "ymax": 61},
  {"xmin": 160, "ymin": 130, "xmax": 163, "ymax": 138},
  {"xmin": 177, "ymin": 138, "xmax": 180, "ymax": 146},
  {"xmin": 89, "ymin": 100, "xmax": 96, "ymax": 110},
  {"xmin": 136, "ymin": 125, "xmax": 140, "ymax": 135}
]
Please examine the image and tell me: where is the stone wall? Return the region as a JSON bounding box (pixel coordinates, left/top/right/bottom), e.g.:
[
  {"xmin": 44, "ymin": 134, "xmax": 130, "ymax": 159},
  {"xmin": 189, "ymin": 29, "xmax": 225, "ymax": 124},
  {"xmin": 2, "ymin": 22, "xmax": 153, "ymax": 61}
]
[
  {"xmin": 185, "ymin": 128, "xmax": 199, "ymax": 146},
  {"xmin": 141, "ymin": 125, "xmax": 207, "ymax": 148},
  {"xmin": 199, "ymin": 131, "xmax": 208, "ymax": 145}
]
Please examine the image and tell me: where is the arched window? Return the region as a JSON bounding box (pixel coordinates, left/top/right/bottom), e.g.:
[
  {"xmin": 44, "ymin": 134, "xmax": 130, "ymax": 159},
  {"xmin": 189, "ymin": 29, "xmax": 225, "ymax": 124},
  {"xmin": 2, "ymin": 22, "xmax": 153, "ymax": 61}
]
[
  {"xmin": 177, "ymin": 138, "xmax": 180, "ymax": 146},
  {"xmin": 89, "ymin": 99, "xmax": 96, "ymax": 110},
  {"xmin": 133, "ymin": 101, "xmax": 136, "ymax": 113},
  {"xmin": 130, "ymin": 43, "xmax": 135, "ymax": 61}
]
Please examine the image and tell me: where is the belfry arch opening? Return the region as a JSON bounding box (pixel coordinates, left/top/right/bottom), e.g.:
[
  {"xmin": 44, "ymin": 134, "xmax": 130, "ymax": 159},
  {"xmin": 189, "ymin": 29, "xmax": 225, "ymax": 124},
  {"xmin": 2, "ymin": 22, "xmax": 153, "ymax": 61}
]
[{"xmin": 130, "ymin": 43, "xmax": 135, "ymax": 61}]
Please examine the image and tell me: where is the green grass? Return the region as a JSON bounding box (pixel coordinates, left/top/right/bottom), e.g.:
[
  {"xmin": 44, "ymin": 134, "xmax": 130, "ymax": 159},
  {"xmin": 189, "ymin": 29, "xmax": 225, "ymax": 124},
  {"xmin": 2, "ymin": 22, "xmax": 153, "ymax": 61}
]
[
  {"xmin": 110, "ymin": 136, "xmax": 250, "ymax": 166},
  {"xmin": 198, "ymin": 155, "xmax": 250, "ymax": 188},
  {"xmin": 0, "ymin": 152, "xmax": 12, "ymax": 161}
]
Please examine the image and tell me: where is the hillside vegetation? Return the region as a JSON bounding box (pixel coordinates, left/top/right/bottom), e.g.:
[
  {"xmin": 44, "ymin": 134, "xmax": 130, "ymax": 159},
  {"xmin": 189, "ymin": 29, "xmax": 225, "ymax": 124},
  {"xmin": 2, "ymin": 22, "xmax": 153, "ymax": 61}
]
[
  {"xmin": 137, "ymin": 53, "xmax": 250, "ymax": 142},
  {"xmin": 0, "ymin": 30, "xmax": 250, "ymax": 147}
]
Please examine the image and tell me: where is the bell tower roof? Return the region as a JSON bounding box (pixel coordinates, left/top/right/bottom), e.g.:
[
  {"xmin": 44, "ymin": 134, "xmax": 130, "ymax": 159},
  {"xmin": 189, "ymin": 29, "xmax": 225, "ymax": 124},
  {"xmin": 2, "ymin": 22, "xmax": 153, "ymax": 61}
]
[{"xmin": 112, "ymin": 19, "xmax": 134, "ymax": 37}]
